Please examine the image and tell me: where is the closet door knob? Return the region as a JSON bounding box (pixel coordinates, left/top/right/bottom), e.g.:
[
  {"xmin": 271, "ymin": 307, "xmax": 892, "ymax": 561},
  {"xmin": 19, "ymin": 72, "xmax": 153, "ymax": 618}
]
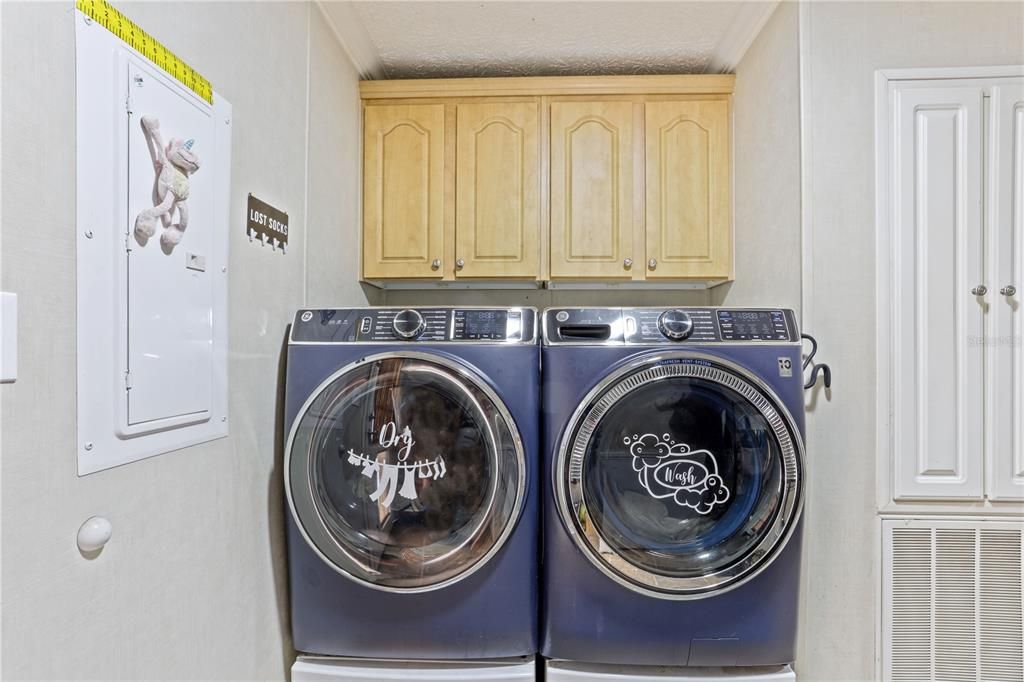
[
  {"xmin": 431, "ymin": 259, "xmax": 441, "ymax": 271},
  {"xmin": 648, "ymin": 258, "xmax": 658, "ymax": 270},
  {"xmin": 1001, "ymin": 285, "xmax": 1017, "ymax": 297},
  {"xmin": 971, "ymin": 285, "xmax": 988, "ymax": 297},
  {"xmin": 623, "ymin": 258, "xmax": 633, "ymax": 270},
  {"xmin": 455, "ymin": 258, "xmax": 465, "ymax": 270}
]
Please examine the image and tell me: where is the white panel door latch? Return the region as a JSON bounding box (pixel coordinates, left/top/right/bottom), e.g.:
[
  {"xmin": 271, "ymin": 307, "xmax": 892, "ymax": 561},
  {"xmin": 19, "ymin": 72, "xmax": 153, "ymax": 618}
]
[{"xmin": 1, "ymin": 293, "xmax": 17, "ymax": 383}]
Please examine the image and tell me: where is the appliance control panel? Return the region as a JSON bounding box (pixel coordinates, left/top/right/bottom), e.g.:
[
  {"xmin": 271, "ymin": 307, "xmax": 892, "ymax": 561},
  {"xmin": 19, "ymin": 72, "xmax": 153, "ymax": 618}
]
[
  {"xmin": 290, "ymin": 308, "xmax": 537, "ymax": 344},
  {"xmin": 543, "ymin": 308, "xmax": 799, "ymax": 344},
  {"xmin": 626, "ymin": 309, "xmax": 717, "ymax": 343},
  {"xmin": 717, "ymin": 309, "xmax": 792, "ymax": 341}
]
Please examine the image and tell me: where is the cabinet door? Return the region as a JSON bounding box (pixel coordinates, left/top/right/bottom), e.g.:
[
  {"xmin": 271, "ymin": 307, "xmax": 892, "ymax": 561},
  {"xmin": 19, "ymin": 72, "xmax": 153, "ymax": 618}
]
[
  {"xmin": 363, "ymin": 104, "xmax": 445, "ymax": 279},
  {"xmin": 549, "ymin": 101, "xmax": 635, "ymax": 279},
  {"xmin": 455, "ymin": 102, "xmax": 539, "ymax": 278},
  {"xmin": 644, "ymin": 100, "xmax": 732, "ymax": 280},
  {"xmin": 988, "ymin": 78, "xmax": 1024, "ymax": 501},
  {"xmin": 891, "ymin": 85, "xmax": 986, "ymax": 500}
]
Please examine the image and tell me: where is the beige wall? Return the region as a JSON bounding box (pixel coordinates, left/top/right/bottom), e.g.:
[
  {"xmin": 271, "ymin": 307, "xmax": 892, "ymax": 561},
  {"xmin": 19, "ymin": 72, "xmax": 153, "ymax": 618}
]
[
  {"xmin": 798, "ymin": 3, "xmax": 1024, "ymax": 681},
  {"xmin": 305, "ymin": 7, "xmax": 382, "ymax": 309},
  {"xmin": 0, "ymin": 2, "xmax": 365, "ymax": 679},
  {"xmin": 712, "ymin": 2, "xmax": 801, "ymax": 312}
]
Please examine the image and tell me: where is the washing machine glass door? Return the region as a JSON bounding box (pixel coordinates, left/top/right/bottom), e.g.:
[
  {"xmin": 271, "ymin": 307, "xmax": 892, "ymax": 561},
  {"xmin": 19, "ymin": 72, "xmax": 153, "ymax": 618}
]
[
  {"xmin": 287, "ymin": 352, "xmax": 525, "ymax": 592},
  {"xmin": 558, "ymin": 353, "xmax": 803, "ymax": 599}
]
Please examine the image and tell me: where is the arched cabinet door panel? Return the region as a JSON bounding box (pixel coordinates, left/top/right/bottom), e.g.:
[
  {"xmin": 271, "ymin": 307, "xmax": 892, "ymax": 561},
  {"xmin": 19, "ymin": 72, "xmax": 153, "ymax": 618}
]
[
  {"xmin": 455, "ymin": 102, "xmax": 540, "ymax": 279},
  {"xmin": 363, "ymin": 104, "xmax": 446, "ymax": 280},
  {"xmin": 645, "ymin": 100, "xmax": 732, "ymax": 281},
  {"xmin": 549, "ymin": 101, "xmax": 636, "ymax": 280}
]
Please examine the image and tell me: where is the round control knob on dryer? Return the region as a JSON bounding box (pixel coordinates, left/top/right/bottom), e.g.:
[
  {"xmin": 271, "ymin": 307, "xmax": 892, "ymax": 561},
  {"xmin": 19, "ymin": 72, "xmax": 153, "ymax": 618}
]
[
  {"xmin": 658, "ymin": 309, "xmax": 694, "ymax": 341},
  {"xmin": 392, "ymin": 309, "xmax": 426, "ymax": 340}
]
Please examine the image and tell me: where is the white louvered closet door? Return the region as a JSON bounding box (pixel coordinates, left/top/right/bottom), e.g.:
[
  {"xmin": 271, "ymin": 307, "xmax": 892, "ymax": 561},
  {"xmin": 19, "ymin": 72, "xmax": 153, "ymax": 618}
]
[{"xmin": 884, "ymin": 520, "xmax": 1024, "ymax": 682}]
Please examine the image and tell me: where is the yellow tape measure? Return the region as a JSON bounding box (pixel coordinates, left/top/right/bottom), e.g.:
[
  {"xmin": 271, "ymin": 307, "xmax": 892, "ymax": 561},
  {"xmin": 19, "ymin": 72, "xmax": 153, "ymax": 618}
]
[{"xmin": 77, "ymin": 0, "xmax": 213, "ymax": 104}]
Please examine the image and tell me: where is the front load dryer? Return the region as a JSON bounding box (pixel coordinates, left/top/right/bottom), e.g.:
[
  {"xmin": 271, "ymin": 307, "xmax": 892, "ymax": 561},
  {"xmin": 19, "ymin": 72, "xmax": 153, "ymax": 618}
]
[
  {"xmin": 541, "ymin": 307, "xmax": 805, "ymax": 668},
  {"xmin": 284, "ymin": 307, "xmax": 539, "ymax": 664}
]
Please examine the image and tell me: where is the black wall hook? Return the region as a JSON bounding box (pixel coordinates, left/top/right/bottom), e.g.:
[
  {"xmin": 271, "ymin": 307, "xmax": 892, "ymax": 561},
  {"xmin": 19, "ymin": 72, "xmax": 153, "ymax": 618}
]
[{"xmin": 801, "ymin": 333, "xmax": 832, "ymax": 390}]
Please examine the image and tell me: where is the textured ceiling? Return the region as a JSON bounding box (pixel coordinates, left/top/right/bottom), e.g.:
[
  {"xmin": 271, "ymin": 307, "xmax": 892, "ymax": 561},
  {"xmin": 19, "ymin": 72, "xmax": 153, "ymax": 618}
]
[{"xmin": 342, "ymin": 1, "xmax": 765, "ymax": 78}]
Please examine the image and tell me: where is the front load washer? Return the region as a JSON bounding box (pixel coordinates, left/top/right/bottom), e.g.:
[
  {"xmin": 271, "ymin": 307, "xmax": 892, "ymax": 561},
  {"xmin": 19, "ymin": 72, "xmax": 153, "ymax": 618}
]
[
  {"xmin": 285, "ymin": 307, "xmax": 539, "ymax": 664},
  {"xmin": 541, "ymin": 307, "xmax": 805, "ymax": 668}
]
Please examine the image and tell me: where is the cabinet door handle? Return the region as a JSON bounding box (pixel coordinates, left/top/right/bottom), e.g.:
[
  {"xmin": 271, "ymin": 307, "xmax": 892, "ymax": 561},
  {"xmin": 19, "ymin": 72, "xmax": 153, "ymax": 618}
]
[
  {"xmin": 623, "ymin": 258, "xmax": 633, "ymax": 270},
  {"xmin": 971, "ymin": 285, "xmax": 988, "ymax": 297},
  {"xmin": 455, "ymin": 258, "xmax": 465, "ymax": 270},
  {"xmin": 648, "ymin": 258, "xmax": 658, "ymax": 270},
  {"xmin": 431, "ymin": 259, "xmax": 441, "ymax": 271},
  {"xmin": 1001, "ymin": 284, "xmax": 1017, "ymax": 297}
]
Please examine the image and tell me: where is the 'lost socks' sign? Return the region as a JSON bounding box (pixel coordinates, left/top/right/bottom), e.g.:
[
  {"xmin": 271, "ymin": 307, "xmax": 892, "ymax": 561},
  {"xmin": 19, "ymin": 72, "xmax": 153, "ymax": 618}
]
[{"xmin": 247, "ymin": 193, "xmax": 288, "ymax": 253}]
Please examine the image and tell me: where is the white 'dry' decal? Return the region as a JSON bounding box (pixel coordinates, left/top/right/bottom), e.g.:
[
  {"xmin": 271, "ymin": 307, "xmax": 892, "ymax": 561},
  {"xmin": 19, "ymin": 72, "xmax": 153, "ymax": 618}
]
[
  {"xmin": 627, "ymin": 433, "xmax": 730, "ymax": 515},
  {"xmin": 346, "ymin": 421, "xmax": 447, "ymax": 507}
]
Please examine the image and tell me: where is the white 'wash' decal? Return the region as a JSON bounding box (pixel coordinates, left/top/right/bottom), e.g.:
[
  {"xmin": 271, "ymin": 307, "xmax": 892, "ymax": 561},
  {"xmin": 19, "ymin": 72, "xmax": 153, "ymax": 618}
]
[
  {"xmin": 346, "ymin": 421, "xmax": 447, "ymax": 507},
  {"xmin": 627, "ymin": 433, "xmax": 730, "ymax": 515}
]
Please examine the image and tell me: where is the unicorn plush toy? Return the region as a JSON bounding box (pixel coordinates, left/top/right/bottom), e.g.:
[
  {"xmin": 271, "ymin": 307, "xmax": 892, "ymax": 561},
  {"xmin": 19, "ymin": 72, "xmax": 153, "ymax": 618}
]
[{"xmin": 134, "ymin": 115, "xmax": 199, "ymax": 254}]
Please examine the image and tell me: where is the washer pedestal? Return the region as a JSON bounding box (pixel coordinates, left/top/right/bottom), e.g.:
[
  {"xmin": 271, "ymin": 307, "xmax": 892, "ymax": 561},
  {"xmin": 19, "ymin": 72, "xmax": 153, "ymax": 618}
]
[
  {"xmin": 546, "ymin": 661, "xmax": 795, "ymax": 681},
  {"xmin": 292, "ymin": 656, "xmax": 536, "ymax": 681}
]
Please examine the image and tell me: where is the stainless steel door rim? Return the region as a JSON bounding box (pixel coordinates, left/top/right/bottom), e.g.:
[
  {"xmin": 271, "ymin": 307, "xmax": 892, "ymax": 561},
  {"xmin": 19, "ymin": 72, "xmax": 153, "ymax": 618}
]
[
  {"xmin": 555, "ymin": 351, "xmax": 804, "ymax": 600},
  {"xmin": 286, "ymin": 351, "xmax": 526, "ymax": 593}
]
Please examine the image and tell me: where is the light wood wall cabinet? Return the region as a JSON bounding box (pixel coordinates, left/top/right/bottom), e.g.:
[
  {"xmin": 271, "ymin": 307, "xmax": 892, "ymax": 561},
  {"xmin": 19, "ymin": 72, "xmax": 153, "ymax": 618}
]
[
  {"xmin": 362, "ymin": 104, "xmax": 446, "ymax": 279},
  {"xmin": 359, "ymin": 76, "xmax": 735, "ymax": 286},
  {"xmin": 549, "ymin": 101, "xmax": 636, "ymax": 279},
  {"xmin": 645, "ymin": 100, "xmax": 732, "ymax": 280},
  {"xmin": 455, "ymin": 102, "xmax": 541, "ymax": 279}
]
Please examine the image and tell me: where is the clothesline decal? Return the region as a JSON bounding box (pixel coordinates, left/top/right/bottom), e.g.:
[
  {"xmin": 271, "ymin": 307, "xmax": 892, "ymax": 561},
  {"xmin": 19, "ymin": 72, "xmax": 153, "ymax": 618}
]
[{"xmin": 342, "ymin": 421, "xmax": 448, "ymax": 507}]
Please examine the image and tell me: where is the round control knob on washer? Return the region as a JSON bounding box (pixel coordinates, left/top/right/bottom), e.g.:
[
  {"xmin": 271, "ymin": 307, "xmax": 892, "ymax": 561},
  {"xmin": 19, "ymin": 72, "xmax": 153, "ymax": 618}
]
[
  {"xmin": 392, "ymin": 309, "xmax": 426, "ymax": 340},
  {"xmin": 658, "ymin": 309, "xmax": 694, "ymax": 341}
]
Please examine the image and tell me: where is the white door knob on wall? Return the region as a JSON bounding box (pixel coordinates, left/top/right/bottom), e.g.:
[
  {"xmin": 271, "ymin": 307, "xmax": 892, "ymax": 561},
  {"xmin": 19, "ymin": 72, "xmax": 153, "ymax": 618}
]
[{"xmin": 77, "ymin": 516, "xmax": 112, "ymax": 554}]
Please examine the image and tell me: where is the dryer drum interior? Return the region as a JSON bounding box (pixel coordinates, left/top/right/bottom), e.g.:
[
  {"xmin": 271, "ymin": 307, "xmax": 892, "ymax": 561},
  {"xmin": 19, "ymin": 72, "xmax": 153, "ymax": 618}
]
[
  {"xmin": 557, "ymin": 353, "xmax": 804, "ymax": 600},
  {"xmin": 286, "ymin": 351, "xmax": 526, "ymax": 593}
]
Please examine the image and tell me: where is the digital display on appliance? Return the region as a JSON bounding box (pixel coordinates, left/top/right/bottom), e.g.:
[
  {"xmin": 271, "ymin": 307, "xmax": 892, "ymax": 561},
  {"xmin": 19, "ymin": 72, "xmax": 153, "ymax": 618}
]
[
  {"xmin": 718, "ymin": 310, "xmax": 788, "ymax": 340},
  {"xmin": 454, "ymin": 310, "xmax": 507, "ymax": 340}
]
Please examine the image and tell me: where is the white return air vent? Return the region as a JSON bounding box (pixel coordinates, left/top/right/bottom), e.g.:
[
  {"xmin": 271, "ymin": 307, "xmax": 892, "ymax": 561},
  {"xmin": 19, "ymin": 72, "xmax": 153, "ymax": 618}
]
[{"xmin": 883, "ymin": 519, "xmax": 1024, "ymax": 681}]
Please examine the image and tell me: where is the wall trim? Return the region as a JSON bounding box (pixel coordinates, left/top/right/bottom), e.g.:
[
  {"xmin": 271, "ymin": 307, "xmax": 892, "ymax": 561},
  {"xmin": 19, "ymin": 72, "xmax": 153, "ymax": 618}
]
[
  {"xmin": 797, "ymin": 1, "xmax": 813, "ymax": 331},
  {"xmin": 795, "ymin": 2, "xmax": 814, "ymax": 673},
  {"xmin": 878, "ymin": 64, "xmax": 1024, "ymax": 81},
  {"xmin": 315, "ymin": 1, "xmax": 385, "ymax": 80},
  {"xmin": 707, "ymin": 1, "xmax": 780, "ymax": 74}
]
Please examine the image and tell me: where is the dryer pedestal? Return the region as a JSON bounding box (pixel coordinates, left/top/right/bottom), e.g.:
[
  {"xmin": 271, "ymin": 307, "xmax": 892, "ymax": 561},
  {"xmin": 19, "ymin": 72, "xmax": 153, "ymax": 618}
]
[
  {"xmin": 545, "ymin": 661, "xmax": 795, "ymax": 681},
  {"xmin": 292, "ymin": 656, "xmax": 536, "ymax": 681}
]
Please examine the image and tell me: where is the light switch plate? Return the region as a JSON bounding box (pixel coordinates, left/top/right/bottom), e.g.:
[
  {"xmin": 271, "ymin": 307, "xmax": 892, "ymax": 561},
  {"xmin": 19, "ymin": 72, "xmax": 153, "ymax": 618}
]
[{"xmin": 0, "ymin": 293, "xmax": 16, "ymax": 383}]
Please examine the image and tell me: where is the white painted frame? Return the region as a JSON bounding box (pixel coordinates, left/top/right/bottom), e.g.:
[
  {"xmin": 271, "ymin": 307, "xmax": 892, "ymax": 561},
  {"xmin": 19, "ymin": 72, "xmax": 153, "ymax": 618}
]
[
  {"xmin": 874, "ymin": 64, "xmax": 1024, "ymax": 516},
  {"xmin": 75, "ymin": 10, "xmax": 232, "ymax": 475},
  {"xmin": 874, "ymin": 63, "xmax": 1024, "ymax": 682}
]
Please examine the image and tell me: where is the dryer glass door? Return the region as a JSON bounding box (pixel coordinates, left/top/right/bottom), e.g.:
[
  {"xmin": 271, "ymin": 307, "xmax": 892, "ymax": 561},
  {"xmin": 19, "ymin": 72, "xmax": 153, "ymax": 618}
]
[
  {"xmin": 287, "ymin": 352, "xmax": 525, "ymax": 592},
  {"xmin": 558, "ymin": 355, "xmax": 803, "ymax": 599}
]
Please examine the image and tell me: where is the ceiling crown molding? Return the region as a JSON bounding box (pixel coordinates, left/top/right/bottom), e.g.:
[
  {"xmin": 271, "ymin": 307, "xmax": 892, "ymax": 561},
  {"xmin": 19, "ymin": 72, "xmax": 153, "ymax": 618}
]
[
  {"xmin": 315, "ymin": 1, "xmax": 386, "ymax": 79},
  {"xmin": 706, "ymin": 1, "xmax": 780, "ymax": 74}
]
